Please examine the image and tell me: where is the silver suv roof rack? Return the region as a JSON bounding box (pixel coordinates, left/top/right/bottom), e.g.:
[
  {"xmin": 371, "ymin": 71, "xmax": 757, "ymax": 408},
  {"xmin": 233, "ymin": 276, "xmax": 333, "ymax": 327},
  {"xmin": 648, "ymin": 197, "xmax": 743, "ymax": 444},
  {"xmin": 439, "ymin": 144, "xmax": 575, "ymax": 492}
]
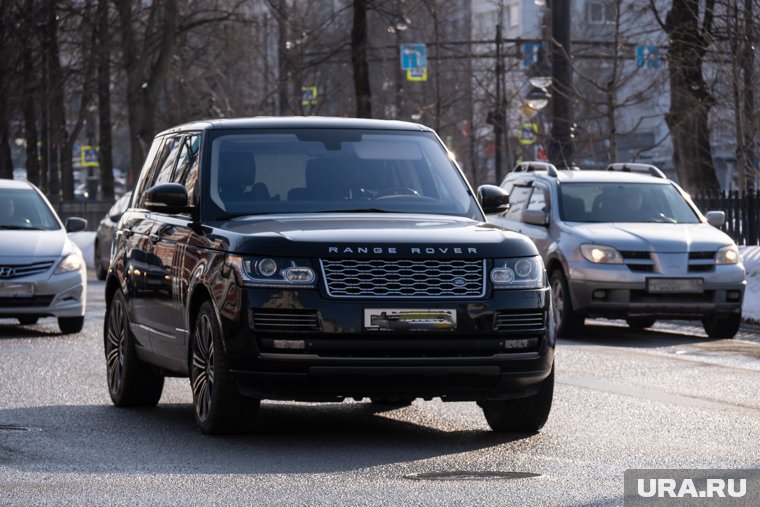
[
  {"xmin": 606, "ymin": 162, "xmax": 666, "ymax": 179},
  {"xmin": 512, "ymin": 161, "xmax": 559, "ymax": 177}
]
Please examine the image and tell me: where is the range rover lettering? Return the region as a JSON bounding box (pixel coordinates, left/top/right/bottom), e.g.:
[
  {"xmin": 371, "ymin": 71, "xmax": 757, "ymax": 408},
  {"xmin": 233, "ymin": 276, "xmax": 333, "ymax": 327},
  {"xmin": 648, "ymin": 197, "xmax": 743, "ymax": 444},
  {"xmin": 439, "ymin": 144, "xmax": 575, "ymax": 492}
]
[{"xmin": 104, "ymin": 117, "xmax": 555, "ymax": 434}]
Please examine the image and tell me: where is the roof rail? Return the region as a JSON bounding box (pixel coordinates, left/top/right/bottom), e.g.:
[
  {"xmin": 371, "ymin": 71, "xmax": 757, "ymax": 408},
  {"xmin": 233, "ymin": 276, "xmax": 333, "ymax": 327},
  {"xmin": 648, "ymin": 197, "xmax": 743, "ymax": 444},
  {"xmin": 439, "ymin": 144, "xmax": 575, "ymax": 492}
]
[
  {"xmin": 606, "ymin": 162, "xmax": 666, "ymax": 179},
  {"xmin": 511, "ymin": 161, "xmax": 559, "ymax": 177}
]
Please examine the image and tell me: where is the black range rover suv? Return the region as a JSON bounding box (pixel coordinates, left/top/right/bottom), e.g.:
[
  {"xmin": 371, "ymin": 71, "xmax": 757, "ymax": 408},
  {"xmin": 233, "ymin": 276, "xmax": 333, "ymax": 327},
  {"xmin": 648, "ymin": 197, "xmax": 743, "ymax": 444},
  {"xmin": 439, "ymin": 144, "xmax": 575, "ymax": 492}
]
[{"xmin": 104, "ymin": 117, "xmax": 555, "ymax": 434}]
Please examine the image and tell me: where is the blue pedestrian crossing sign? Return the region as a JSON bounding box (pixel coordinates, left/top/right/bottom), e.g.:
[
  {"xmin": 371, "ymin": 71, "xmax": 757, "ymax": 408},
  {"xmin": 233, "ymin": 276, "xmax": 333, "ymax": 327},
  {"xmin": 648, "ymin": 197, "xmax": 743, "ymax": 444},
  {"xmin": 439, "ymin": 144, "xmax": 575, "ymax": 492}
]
[
  {"xmin": 301, "ymin": 86, "xmax": 318, "ymax": 106},
  {"xmin": 636, "ymin": 45, "xmax": 660, "ymax": 69},
  {"xmin": 81, "ymin": 145, "xmax": 99, "ymax": 168},
  {"xmin": 400, "ymin": 44, "xmax": 427, "ymax": 70}
]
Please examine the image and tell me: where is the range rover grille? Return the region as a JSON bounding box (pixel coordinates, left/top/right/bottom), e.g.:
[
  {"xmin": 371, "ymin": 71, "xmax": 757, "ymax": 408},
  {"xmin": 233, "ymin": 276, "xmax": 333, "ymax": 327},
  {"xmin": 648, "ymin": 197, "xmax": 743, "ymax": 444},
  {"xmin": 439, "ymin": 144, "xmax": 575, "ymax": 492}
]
[
  {"xmin": 494, "ymin": 311, "xmax": 545, "ymax": 332},
  {"xmin": 0, "ymin": 261, "xmax": 55, "ymax": 279},
  {"xmin": 250, "ymin": 310, "xmax": 319, "ymax": 331},
  {"xmin": 320, "ymin": 259, "xmax": 486, "ymax": 298}
]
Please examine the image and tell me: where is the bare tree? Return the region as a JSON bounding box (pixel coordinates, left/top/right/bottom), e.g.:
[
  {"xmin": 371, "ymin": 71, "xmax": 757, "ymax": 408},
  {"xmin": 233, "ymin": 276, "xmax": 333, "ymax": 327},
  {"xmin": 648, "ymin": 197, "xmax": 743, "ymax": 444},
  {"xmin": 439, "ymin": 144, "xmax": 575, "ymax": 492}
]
[{"xmin": 651, "ymin": 0, "xmax": 721, "ymax": 193}]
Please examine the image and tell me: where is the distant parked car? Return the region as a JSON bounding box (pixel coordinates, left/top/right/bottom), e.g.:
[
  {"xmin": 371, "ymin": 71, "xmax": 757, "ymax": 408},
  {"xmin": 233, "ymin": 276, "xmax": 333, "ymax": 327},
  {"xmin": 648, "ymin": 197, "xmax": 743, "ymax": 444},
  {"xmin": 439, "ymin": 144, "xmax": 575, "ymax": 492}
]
[
  {"xmin": 489, "ymin": 162, "xmax": 746, "ymax": 339},
  {"xmin": 94, "ymin": 191, "xmax": 132, "ymax": 280},
  {"xmin": 0, "ymin": 179, "xmax": 88, "ymax": 333}
]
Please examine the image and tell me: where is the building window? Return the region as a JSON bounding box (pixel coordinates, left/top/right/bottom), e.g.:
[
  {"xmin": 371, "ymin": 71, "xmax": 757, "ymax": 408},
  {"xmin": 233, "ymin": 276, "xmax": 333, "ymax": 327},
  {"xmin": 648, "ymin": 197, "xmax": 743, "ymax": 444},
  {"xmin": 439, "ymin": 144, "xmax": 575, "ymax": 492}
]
[
  {"xmin": 509, "ymin": 4, "xmax": 520, "ymax": 27},
  {"xmin": 587, "ymin": 0, "xmax": 615, "ymax": 24}
]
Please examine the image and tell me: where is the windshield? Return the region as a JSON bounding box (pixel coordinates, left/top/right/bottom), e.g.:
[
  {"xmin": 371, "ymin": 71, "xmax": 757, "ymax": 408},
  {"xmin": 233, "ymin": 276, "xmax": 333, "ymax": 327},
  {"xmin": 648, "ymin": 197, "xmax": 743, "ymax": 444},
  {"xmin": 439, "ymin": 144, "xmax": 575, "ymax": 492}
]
[
  {"xmin": 204, "ymin": 129, "xmax": 481, "ymax": 220},
  {"xmin": 0, "ymin": 188, "xmax": 61, "ymax": 230},
  {"xmin": 559, "ymin": 182, "xmax": 700, "ymax": 224}
]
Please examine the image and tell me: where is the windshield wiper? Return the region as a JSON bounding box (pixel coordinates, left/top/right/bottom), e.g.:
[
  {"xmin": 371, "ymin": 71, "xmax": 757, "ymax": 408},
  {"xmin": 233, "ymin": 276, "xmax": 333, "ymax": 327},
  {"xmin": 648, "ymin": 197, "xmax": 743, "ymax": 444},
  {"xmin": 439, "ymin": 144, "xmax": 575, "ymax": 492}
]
[
  {"xmin": 0, "ymin": 225, "xmax": 47, "ymax": 230},
  {"xmin": 321, "ymin": 208, "xmax": 395, "ymax": 213}
]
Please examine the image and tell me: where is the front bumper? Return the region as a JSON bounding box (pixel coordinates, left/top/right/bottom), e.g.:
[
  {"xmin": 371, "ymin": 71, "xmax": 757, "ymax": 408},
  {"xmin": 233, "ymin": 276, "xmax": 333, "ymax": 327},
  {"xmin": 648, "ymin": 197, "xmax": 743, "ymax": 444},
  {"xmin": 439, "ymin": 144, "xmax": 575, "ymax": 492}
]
[
  {"xmin": 219, "ymin": 287, "xmax": 555, "ymax": 402},
  {"xmin": 567, "ymin": 263, "xmax": 745, "ymax": 319},
  {"xmin": 0, "ymin": 269, "xmax": 86, "ymax": 319}
]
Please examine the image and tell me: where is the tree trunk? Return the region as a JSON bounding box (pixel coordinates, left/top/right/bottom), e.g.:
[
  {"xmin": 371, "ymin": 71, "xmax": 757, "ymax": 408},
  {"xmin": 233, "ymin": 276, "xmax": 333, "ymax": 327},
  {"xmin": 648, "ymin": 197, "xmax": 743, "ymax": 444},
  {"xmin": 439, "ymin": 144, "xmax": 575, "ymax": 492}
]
[
  {"xmin": 275, "ymin": 0, "xmax": 291, "ymax": 115},
  {"xmin": 0, "ymin": 0, "xmax": 14, "ymax": 180},
  {"xmin": 21, "ymin": 0, "xmax": 40, "ymax": 188},
  {"xmin": 351, "ymin": 0, "xmax": 372, "ymax": 118},
  {"xmin": 115, "ymin": 0, "xmax": 178, "ymax": 186},
  {"xmin": 664, "ymin": 0, "xmax": 720, "ymax": 193},
  {"xmin": 97, "ymin": 0, "xmax": 114, "ymax": 200},
  {"xmin": 45, "ymin": 0, "xmax": 62, "ymax": 202}
]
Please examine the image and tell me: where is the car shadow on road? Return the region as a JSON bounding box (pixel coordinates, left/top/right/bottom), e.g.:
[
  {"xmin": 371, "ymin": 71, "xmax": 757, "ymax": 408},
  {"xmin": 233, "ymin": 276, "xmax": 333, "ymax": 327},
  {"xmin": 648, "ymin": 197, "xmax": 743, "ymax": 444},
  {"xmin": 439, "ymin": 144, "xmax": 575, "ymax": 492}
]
[
  {"xmin": 0, "ymin": 320, "xmax": 63, "ymax": 339},
  {"xmin": 561, "ymin": 320, "xmax": 717, "ymax": 349},
  {"xmin": 0, "ymin": 401, "xmax": 542, "ymax": 476}
]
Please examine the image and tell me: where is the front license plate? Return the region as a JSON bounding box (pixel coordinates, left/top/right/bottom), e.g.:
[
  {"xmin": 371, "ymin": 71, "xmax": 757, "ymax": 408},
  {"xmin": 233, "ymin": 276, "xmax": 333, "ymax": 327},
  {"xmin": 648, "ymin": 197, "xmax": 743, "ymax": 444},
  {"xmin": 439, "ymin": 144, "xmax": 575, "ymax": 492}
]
[
  {"xmin": 364, "ymin": 308, "xmax": 457, "ymax": 332},
  {"xmin": 647, "ymin": 278, "xmax": 704, "ymax": 294},
  {"xmin": 0, "ymin": 283, "xmax": 34, "ymax": 298}
]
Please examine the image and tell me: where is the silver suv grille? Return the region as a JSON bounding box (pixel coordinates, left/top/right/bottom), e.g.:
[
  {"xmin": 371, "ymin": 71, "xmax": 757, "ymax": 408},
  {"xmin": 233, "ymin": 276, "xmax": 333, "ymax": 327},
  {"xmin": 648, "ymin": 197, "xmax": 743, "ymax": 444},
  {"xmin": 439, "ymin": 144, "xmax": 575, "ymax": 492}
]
[
  {"xmin": 320, "ymin": 259, "xmax": 486, "ymax": 298},
  {"xmin": 0, "ymin": 261, "xmax": 55, "ymax": 279}
]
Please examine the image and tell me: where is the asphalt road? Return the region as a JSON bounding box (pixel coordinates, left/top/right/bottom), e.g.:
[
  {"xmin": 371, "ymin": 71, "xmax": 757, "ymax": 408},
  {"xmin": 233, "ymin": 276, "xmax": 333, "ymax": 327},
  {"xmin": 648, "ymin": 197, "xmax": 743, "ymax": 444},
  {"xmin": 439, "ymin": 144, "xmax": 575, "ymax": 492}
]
[{"xmin": 1, "ymin": 277, "xmax": 759, "ymax": 506}]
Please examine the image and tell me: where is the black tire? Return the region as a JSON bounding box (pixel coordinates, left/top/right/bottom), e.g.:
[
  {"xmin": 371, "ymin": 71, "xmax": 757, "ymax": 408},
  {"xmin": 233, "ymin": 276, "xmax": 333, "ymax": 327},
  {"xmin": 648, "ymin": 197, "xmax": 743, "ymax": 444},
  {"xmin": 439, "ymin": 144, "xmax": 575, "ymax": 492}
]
[
  {"xmin": 370, "ymin": 397, "xmax": 414, "ymax": 407},
  {"xmin": 104, "ymin": 291, "xmax": 164, "ymax": 406},
  {"xmin": 549, "ymin": 270, "xmax": 584, "ymax": 337},
  {"xmin": 95, "ymin": 243, "xmax": 108, "ymax": 281},
  {"xmin": 479, "ymin": 367, "xmax": 554, "ymax": 433},
  {"xmin": 702, "ymin": 313, "xmax": 741, "ymax": 339},
  {"xmin": 58, "ymin": 316, "xmax": 85, "ymax": 334},
  {"xmin": 18, "ymin": 317, "xmax": 39, "ymax": 325},
  {"xmin": 626, "ymin": 317, "xmax": 656, "ymax": 329},
  {"xmin": 191, "ymin": 300, "xmax": 260, "ymax": 435}
]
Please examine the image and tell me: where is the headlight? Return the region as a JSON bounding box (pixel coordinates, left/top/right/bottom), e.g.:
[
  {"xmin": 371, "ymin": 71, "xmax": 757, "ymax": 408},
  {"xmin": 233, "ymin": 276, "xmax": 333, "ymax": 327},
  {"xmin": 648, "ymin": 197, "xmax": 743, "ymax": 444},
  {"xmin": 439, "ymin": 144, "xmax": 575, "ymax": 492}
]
[
  {"xmin": 491, "ymin": 256, "xmax": 545, "ymax": 289},
  {"xmin": 226, "ymin": 255, "xmax": 316, "ymax": 288},
  {"xmin": 715, "ymin": 245, "xmax": 741, "ymax": 265},
  {"xmin": 580, "ymin": 244, "xmax": 623, "ymax": 264},
  {"xmin": 54, "ymin": 253, "xmax": 84, "ymax": 274}
]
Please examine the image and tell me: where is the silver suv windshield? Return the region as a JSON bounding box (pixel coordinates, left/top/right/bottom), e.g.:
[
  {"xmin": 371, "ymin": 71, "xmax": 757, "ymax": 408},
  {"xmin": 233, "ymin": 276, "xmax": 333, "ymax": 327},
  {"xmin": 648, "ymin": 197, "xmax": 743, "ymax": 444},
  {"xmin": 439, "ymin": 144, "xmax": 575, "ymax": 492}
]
[
  {"xmin": 205, "ymin": 129, "xmax": 481, "ymax": 220},
  {"xmin": 559, "ymin": 182, "xmax": 700, "ymax": 224}
]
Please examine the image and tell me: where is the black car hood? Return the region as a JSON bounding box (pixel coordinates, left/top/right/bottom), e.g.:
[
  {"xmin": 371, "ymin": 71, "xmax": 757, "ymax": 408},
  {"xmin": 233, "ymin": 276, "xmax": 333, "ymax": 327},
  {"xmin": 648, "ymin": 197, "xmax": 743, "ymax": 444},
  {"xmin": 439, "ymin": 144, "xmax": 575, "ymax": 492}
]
[{"xmin": 214, "ymin": 213, "xmax": 538, "ymax": 258}]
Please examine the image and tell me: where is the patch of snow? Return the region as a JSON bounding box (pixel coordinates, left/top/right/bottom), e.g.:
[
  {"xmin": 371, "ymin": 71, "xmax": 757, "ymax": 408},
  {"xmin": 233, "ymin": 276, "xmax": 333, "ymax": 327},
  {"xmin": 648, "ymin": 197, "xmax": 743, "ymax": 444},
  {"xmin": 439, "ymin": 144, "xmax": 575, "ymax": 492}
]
[
  {"xmin": 69, "ymin": 231, "xmax": 96, "ymax": 269},
  {"xmin": 740, "ymin": 246, "xmax": 760, "ymax": 324}
]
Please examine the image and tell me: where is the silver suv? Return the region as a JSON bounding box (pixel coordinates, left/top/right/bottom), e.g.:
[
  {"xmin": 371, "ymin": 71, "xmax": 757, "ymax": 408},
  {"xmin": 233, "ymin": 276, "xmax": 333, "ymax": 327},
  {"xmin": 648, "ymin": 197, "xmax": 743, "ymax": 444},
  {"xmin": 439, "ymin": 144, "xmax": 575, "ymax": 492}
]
[{"xmin": 488, "ymin": 162, "xmax": 745, "ymax": 339}]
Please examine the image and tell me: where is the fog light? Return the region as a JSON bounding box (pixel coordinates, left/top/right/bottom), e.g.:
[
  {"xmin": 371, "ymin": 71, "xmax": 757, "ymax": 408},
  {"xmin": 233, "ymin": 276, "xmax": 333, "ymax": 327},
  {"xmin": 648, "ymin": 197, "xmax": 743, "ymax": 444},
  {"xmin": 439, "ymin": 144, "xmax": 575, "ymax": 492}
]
[
  {"xmin": 283, "ymin": 266, "xmax": 316, "ymax": 284},
  {"xmin": 273, "ymin": 339, "xmax": 306, "ymax": 350},
  {"xmin": 728, "ymin": 290, "xmax": 742, "ymax": 302},
  {"xmin": 593, "ymin": 290, "xmax": 606, "ymax": 299},
  {"xmin": 501, "ymin": 338, "xmax": 539, "ymax": 349}
]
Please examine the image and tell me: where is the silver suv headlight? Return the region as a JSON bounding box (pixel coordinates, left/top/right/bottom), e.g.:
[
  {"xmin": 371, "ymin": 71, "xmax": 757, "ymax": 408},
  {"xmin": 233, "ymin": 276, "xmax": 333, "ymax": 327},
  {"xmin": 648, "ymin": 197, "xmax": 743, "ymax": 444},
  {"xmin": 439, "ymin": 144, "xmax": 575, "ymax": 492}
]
[
  {"xmin": 491, "ymin": 256, "xmax": 545, "ymax": 289},
  {"xmin": 226, "ymin": 255, "xmax": 316, "ymax": 288},
  {"xmin": 580, "ymin": 244, "xmax": 623, "ymax": 264},
  {"xmin": 715, "ymin": 245, "xmax": 741, "ymax": 265},
  {"xmin": 54, "ymin": 252, "xmax": 84, "ymax": 274}
]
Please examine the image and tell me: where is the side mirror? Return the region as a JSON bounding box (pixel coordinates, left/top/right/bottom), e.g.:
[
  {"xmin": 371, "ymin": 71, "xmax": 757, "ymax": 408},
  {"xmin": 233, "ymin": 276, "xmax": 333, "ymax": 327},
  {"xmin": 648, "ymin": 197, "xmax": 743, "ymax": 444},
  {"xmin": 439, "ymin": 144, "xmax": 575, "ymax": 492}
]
[
  {"xmin": 145, "ymin": 183, "xmax": 191, "ymax": 214},
  {"xmin": 477, "ymin": 184, "xmax": 510, "ymax": 214},
  {"xmin": 65, "ymin": 217, "xmax": 87, "ymax": 233},
  {"xmin": 523, "ymin": 209, "xmax": 548, "ymax": 226},
  {"xmin": 705, "ymin": 210, "xmax": 725, "ymax": 228}
]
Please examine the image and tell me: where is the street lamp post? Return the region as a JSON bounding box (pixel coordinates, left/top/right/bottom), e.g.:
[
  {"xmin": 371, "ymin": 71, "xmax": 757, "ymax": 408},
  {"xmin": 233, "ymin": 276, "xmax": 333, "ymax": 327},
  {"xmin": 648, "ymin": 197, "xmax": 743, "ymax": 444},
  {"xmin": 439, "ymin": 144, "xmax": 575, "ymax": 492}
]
[
  {"xmin": 487, "ymin": 23, "xmax": 510, "ymax": 185},
  {"xmin": 548, "ymin": 0, "xmax": 574, "ymax": 167}
]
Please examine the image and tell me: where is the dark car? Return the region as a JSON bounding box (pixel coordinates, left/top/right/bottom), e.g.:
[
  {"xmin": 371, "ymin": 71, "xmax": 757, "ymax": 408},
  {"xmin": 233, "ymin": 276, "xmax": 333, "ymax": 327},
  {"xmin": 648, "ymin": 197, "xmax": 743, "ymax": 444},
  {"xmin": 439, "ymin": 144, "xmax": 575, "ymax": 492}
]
[
  {"xmin": 94, "ymin": 191, "xmax": 132, "ymax": 280},
  {"xmin": 103, "ymin": 117, "xmax": 555, "ymax": 434}
]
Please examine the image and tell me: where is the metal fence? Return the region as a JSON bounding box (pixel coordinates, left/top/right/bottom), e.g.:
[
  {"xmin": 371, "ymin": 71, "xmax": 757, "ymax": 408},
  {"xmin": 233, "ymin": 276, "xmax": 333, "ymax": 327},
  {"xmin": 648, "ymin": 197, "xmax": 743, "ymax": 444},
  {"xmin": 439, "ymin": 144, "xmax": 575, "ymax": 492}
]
[
  {"xmin": 57, "ymin": 201, "xmax": 111, "ymax": 231},
  {"xmin": 693, "ymin": 190, "xmax": 760, "ymax": 246}
]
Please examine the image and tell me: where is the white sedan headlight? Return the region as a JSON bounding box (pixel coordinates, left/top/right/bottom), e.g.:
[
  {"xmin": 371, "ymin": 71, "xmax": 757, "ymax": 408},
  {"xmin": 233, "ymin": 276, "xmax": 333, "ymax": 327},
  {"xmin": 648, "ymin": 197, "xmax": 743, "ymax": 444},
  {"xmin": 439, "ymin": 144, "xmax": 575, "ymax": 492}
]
[
  {"xmin": 54, "ymin": 253, "xmax": 84, "ymax": 274},
  {"xmin": 580, "ymin": 244, "xmax": 623, "ymax": 264},
  {"xmin": 715, "ymin": 245, "xmax": 741, "ymax": 265}
]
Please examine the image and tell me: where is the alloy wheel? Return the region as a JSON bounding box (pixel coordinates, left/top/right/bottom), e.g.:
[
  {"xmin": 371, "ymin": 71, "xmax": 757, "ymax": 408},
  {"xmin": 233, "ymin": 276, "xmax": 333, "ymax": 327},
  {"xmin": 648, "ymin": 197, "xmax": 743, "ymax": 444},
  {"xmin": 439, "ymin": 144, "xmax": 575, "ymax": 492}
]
[
  {"xmin": 192, "ymin": 314, "xmax": 215, "ymax": 421},
  {"xmin": 105, "ymin": 296, "xmax": 126, "ymax": 394}
]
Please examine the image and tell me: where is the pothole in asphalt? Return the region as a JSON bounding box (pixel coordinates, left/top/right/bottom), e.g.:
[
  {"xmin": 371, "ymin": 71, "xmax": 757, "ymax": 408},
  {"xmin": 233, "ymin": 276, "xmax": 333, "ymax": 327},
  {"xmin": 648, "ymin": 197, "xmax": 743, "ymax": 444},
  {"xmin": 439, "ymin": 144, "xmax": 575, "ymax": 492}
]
[{"xmin": 404, "ymin": 471, "xmax": 541, "ymax": 481}]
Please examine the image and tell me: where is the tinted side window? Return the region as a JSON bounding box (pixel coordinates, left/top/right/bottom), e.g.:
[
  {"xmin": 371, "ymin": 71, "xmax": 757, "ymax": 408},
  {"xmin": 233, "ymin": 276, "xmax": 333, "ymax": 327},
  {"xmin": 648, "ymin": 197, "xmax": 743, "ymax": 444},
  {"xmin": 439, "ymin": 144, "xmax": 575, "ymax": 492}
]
[
  {"xmin": 173, "ymin": 134, "xmax": 201, "ymax": 204},
  {"xmin": 504, "ymin": 185, "xmax": 532, "ymax": 219},
  {"xmin": 154, "ymin": 136, "xmax": 183, "ymax": 185},
  {"xmin": 526, "ymin": 187, "xmax": 547, "ymax": 213},
  {"xmin": 132, "ymin": 138, "xmax": 164, "ymax": 208}
]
